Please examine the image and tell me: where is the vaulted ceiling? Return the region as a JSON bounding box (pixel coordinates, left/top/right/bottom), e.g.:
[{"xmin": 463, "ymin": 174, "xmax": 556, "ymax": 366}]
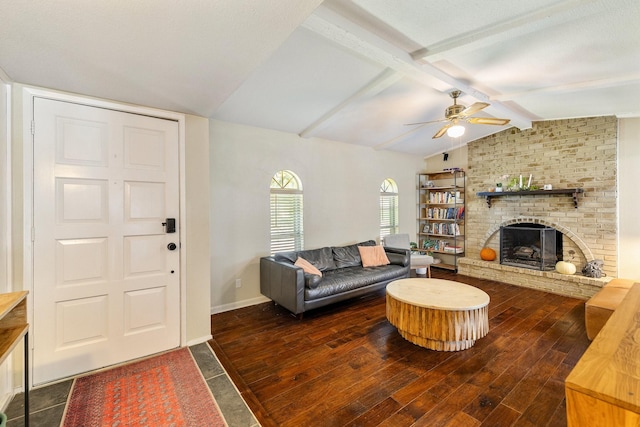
[{"xmin": 1, "ymin": 0, "xmax": 638, "ymax": 158}]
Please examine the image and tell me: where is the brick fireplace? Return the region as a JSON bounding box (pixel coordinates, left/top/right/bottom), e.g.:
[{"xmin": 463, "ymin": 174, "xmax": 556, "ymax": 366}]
[
  {"xmin": 500, "ymin": 222, "xmax": 560, "ymax": 271},
  {"xmin": 458, "ymin": 116, "xmax": 617, "ymax": 299}
]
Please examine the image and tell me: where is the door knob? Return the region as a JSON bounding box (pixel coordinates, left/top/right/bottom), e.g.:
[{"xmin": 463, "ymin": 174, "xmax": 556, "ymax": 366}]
[{"xmin": 167, "ymin": 243, "xmax": 177, "ymax": 251}]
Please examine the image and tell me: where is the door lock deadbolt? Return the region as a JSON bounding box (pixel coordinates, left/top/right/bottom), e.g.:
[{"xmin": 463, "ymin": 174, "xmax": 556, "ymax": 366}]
[{"xmin": 162, "ymin": 218, "xmax": 176, "ymax": 233}]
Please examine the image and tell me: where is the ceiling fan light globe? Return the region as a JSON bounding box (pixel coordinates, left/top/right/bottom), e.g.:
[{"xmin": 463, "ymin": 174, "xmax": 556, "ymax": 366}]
[{"xmin": 447, "ymin": 125, "xmax": 465, "ymax": 138}]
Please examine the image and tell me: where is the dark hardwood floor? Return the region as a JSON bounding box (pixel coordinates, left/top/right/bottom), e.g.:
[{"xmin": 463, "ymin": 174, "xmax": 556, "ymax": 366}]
[{"xmin": 209, "ymin": 270, "xmax": 590, "ymax": 427}]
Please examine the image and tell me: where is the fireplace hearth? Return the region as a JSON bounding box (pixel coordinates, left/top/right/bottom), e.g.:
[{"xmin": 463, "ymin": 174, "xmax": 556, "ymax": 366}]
[{"xmin": 500, "ymin": 223, "xmax": 562, "ymax": 271}]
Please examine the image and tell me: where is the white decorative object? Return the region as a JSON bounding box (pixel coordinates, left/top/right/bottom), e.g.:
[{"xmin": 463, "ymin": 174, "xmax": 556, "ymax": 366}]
[{"xmin": 555, "ymin": 261, "xmax": 576, "ymax": 275}]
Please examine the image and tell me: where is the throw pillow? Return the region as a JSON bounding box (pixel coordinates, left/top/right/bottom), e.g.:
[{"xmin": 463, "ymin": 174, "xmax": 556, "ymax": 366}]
[
  {"xmin": 294, "ymin": 257, "xmax": 322, "ymax": 277},
  {"xmin": 357, "ymin": 245, "xmax": 390, "ymax": 267}
]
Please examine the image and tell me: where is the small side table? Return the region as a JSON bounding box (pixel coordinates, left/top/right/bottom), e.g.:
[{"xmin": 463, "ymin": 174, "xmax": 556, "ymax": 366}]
[{"xmin": 0, "ymin": 291, "xmax": 29, "ymax": 427}]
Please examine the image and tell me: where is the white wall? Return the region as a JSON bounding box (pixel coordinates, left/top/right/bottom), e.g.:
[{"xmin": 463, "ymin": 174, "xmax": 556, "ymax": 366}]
[
  {"xmin": 209, "ymin": 120, "xmax": 425, "ymax": 312},
  {"xmin": 184, "ymin": 114, "xmax": 213, "ymax": 343},
  {"xmin": 424, "ymin": 144, "xmax": 468, "ymax": 172},
  {"xmin": 618, "ymin": 118, "xmax": 640, "ymax": 280}
]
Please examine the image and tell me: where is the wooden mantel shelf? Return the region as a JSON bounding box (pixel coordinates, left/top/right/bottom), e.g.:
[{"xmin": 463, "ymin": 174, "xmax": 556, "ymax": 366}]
[{"xmin": 476, "ymin": 188, "xmax": 584, "ymax": 208}]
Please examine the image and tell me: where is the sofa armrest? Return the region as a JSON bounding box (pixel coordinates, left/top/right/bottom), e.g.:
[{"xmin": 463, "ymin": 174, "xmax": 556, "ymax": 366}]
[
  {"xmin": 260, "ymin": 256, "xmax": 305, "ymax": 315},
  {"xmin": 384, "ymin": 247, "xmax": 410, "ymax": 267}
]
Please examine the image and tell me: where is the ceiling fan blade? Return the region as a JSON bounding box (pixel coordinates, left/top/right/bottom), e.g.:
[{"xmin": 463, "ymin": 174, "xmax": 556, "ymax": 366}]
[
  {"xmin": 459, "ymin": 102, "xmax": 489, "ymax": 117},
  {"xmin": 467, "ymin": 117, "xmax": 511, "ymax": 126},
  {"xmin": 432, "ymin": 123, "xmax": 452, "ymax": 139},
  {"xmin": 404, "ymin": 118, "xmax": 448, "ymax": 126}
]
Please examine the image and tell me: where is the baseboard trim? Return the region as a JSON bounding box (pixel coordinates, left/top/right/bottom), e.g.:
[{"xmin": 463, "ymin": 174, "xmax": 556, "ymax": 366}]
[
  {"xmin": 186, "ymin": 335, "xmax": 213, "ymax": 347},
  {"xmin": 211, "ymin": 296, "xmax": 271, "ymax": 314}
]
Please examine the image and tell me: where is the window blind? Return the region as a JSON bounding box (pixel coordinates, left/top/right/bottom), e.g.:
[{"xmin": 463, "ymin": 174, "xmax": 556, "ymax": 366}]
[
  {"xmin": 270, "ymin": 192, "xmax": 303, "ymax": 254},
  {"xmin": 380, "ymin": 193, "xmax": 398, "ymax": 238}
]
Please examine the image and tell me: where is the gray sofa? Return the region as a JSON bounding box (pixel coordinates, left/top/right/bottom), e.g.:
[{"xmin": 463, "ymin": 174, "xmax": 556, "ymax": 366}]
[{"xmin": 260, "ymin": 240, "xmax": 410, "ymax": 317}]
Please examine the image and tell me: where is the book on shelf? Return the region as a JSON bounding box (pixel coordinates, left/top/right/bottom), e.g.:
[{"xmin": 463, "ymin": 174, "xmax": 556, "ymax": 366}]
[
  {"xmin": 423, "ymin": 222, "xmax": 461, "ymax": 236},
  {"xmin": 426, "ymin": 207, "xmax": 464, "ymax": 220},
  {"xmin": 443, "ymin": 246, "xmax": 464, "ymax": 254},
  {"xmin": 420, "ymin": 240, "xmax": 463, "ymax": 254},
  {"xmin": 428, "ymin": 191, "xmax": 463, "ymax": 204}
]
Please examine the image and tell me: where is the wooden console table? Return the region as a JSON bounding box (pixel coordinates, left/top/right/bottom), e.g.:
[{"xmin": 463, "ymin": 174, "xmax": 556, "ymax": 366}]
[
  {"xmin": 0, "ymin": 291, "xmax": 29, "ymax": 427},
  {"xmin": 476, "ymin": 188, "xmax": 584, "ymax": 208},
  {"xmin": 565, "ymin": 283, "xmax": 640, "ymax": 426}
]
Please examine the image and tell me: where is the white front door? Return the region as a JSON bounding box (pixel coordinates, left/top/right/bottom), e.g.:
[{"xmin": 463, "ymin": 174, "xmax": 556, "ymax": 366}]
[{"xmin": 32, "ymin": 98, "xmax": 181, "ymax": 385}]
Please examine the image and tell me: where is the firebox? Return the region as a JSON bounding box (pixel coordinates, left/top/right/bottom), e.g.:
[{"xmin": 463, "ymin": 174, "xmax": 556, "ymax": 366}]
[{"xmin": 499, "ymin": 223, "xmax": 562, "ymax": 271}]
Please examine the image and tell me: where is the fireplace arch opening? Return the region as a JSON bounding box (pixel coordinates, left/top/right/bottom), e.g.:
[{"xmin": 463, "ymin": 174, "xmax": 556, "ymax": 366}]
[{"xmin": 499, "ymin": 223, "xmax": 562, "ymax": 271}]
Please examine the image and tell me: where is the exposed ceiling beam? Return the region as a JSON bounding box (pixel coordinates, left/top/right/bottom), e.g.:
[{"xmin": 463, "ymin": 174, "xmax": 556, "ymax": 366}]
[
  {"xmin": 491, "ymin": 74, "xmax": 640, "ymax": 101},
  {"xmin": 411, "ymin": 0, "xmax": 600, "ymax": 62},
  {"xmin": 299, "ymin": 67, "xmax": 401, "ymax": 138},
  {"xmin": 304, "ymin": 5, "xmax": 533, "ymax": 130},
  {"xmin": 303, "ymin": 9, "xmax": 448, "ymax": 91}
]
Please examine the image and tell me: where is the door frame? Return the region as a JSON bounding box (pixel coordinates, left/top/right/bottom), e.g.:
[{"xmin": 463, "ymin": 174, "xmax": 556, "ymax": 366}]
[
  {"xmin": 0, "ymin": 70, "xmax": 13, "ymax": 406},
  {"xmin": 21, "ymin": 87, "xmax": 188, "ymax": 387},
  {"xmin": 0, "ymin": 74, "xmax": 11, "ymax": 296}
]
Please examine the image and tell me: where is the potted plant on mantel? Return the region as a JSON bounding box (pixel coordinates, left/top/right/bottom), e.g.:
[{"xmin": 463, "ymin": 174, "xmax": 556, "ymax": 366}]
[{"xmin": 495, "ymin": 174, "xmax": 509, "ymax": 192}]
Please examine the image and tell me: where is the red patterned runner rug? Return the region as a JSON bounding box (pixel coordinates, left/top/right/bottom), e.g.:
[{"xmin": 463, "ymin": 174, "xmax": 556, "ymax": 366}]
[{"xmin": 61, "ymin": 347, "xmax": 227, "ymax": 427}]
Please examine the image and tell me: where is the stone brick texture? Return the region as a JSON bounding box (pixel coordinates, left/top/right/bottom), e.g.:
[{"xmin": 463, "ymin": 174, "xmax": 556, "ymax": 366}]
[{"xmin": 461, "ymin": 116, "xmax": 617, "ymax": 293}]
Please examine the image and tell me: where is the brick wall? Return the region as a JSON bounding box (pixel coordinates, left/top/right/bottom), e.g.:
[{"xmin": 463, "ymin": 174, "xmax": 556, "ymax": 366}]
[{"xmin": 464, "ymin": 116, "xmax": 617, "ymax": 280}]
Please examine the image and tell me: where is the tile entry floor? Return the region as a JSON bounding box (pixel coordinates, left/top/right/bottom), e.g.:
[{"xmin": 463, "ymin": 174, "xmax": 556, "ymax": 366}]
[{"xmin": 4, "ymin": 342, "xmax": 258, "ymax": 427}]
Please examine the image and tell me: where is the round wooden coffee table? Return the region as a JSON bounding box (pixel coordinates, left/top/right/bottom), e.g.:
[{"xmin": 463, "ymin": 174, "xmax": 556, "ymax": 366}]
[{"xmin": 386, "ymin": 278, "xmax": 490, "ymax": 351}]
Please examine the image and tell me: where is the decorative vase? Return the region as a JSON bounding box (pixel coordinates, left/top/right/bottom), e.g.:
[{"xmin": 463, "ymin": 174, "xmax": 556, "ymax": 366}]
[{"xmin": 495, "ymin": 187, "xmax": 503, "ymax": 192}]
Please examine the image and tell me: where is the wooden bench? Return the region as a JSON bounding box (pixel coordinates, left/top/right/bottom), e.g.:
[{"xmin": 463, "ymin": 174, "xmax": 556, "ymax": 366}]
[
  {"xmin": 565, "ymin": 282, "xmax": 640, "ymax": 426},
  {"xmin": 585, "ymin": 278, "xmax": 636, "ymax": 340}
]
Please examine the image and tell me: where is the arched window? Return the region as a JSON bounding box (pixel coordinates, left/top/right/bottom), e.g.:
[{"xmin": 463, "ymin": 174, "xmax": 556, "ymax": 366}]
[
  {"xmin": 270, "ymin": 170, "xmax": 304, "ymax": 254},
  {"xmin": 380, "ymin": 178, "xmax": 399, "ymax": 239}
]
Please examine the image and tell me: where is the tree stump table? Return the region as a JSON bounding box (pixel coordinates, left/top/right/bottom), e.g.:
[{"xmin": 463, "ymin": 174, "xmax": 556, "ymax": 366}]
[{"xmin": 386, "ymin": 278, "xmax": 490, "ymax": 351}]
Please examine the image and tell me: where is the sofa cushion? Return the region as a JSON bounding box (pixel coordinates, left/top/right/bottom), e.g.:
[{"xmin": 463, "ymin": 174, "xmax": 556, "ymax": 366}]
[
  {"xmin": 274, "ymin": 251, "xmax": 297, "ymax": 264},
  {"xmin": 295, "ymin": 257, "xmax": 322, "ymax": 277},
  {"xmin": 304, "ymin": 273, "xmax": 323, "ymax": 290},
  {"xmin": 358, "ymin": 245, "xmax": 390, "ymax": 267},
  {"xmin": 359, "ymin": 240, "xmax": 377, "ymax": 247},
  {"xmin": 332, "ymin": 245, "xmax": 361, "ymax": 268},
  {"xmin": 297, "ymin": 247, "xmax": 336, "ymax": 271},
  {"xmin": 386, "ymin": 251, "xmax": 407, "ymax": 266},
  {"xmin": 305, "ymin": 264, "xmax": 406, "ymax": 300},
  {"xmin": 332, "ymin": 240, "xmax": 376, "ymax": 268}
]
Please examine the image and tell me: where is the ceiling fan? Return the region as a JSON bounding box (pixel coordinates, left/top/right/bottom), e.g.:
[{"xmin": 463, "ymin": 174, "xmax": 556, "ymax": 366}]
[{"xmin": 406, "ymin": 90, "xmax": 511, "ymax": 138}]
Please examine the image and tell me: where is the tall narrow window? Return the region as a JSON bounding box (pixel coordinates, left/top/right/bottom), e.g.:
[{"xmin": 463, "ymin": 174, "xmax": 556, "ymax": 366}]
[
  {"xmin": 270, "ymin": 170, "xmax": 304, "ymax": 254},
  {"xmin": 380, "ymin": 178, "xmax": 399, "ymax": 239}
]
